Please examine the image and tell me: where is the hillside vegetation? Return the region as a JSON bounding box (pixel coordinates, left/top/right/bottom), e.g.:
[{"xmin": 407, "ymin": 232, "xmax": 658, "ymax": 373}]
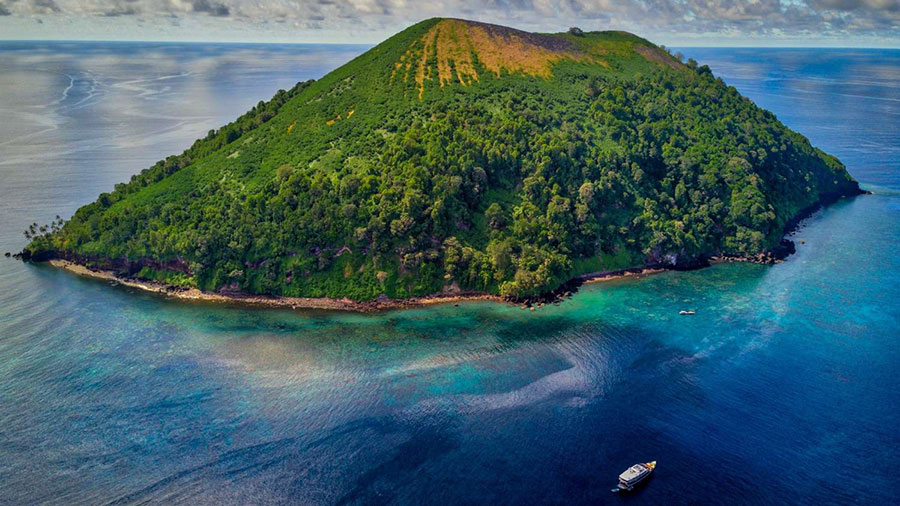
[{"xmin": 26, "ymin": 18, "xmax": 860, "ymax": 299}]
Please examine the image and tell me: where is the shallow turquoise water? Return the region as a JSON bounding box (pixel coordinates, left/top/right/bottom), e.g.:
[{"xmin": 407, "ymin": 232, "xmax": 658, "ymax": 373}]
[{"xmin": 1, "ymin": 44, "xmax": 898, "ymax": 504}]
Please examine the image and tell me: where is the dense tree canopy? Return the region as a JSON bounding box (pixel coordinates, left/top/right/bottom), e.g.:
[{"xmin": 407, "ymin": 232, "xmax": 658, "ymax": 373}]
[{"xmin": 27, "ymin": 18, "xmax": 859, "ymax": 300}]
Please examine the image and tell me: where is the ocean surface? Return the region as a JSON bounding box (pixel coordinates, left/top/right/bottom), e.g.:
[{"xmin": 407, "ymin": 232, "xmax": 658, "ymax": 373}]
[{"xmin": 1, "ymin": 43, "xmax": 898, "ymax": 505}]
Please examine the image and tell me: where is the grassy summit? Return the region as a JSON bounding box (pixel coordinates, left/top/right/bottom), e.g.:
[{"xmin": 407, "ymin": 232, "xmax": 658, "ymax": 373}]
[
  {"xmin": 26, "ymin": 18, "xmax": 860, "ymax": 300},
  {"xmin": 389, "ymin": 19, "xmax": 673, "ymax": 97}
]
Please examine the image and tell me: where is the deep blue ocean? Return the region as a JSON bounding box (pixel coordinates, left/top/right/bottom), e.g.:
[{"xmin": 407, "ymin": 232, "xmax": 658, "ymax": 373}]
[{"xmin": 0, "ymin": 43, "xmax": 898, "ymax": 505}]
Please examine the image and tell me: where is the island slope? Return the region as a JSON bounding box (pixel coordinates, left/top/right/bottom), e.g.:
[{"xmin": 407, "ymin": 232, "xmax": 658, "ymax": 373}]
[{"xmin": 24, "ymin": 18, "xmax": 861, "ymax": 300}]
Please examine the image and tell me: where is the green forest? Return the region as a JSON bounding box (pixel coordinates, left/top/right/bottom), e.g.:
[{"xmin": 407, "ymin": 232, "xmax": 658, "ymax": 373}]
[{"xmin": 25, "ymin": 18, "xmax": 860, "ymax": 300}]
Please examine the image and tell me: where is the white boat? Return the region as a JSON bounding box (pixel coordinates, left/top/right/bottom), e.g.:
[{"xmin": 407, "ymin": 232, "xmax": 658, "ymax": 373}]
[
  {"xmin": 679, "ymin": 310, "xmax": 696, "ymax": 315},
  {"xmin": 614, "ymin": 461, "xmax": 656, "ymax": 492}
]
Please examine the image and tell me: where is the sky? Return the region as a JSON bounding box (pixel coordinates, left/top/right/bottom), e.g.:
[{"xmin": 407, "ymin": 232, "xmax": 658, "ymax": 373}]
[{"xmin": 0, "ymin": 0, "xmax": 898, "ymax": 46}]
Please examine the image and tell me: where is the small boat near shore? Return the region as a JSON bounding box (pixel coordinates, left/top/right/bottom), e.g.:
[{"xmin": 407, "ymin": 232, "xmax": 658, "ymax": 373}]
[
  {"xmin": 679, "ymin": 310, "xmax": 696, "ymax": 315},
  {"xmin": 612, "ymin": 461, "xmax": 656, "ymax": 492}
]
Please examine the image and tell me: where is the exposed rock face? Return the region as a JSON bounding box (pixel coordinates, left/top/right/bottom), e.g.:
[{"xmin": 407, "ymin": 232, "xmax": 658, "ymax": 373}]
[{"xmin": 19, "ymin": 249, "xmax": 191, "ymax": 279}]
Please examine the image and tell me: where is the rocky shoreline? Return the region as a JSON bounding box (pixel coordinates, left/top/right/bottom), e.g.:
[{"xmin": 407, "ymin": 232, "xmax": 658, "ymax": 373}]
[
  {"xmin": 43, "ymin": 259, "xmax": 505, "ymax": 312},
  {"xmin": 40, "ymin": 259, "xmax": 673, "ymax": 313},
  {"xmin": 28, "ymin": 256, "xmax": 758, "ymax": 313}
]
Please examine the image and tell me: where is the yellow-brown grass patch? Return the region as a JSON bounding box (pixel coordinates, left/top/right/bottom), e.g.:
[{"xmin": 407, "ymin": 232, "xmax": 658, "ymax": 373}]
[
  {"xmin": 634, "ymin": 46, "xmax": 681, "ymax": 70},
  {"xmin": 393, "ymin": 19, "xmax": 593, "ymax": 99}
]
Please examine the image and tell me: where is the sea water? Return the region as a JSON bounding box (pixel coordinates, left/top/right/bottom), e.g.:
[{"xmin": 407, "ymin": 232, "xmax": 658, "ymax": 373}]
[{"xmin": 0, "ymin": 43, "xmax": 898, "ymax": 504}]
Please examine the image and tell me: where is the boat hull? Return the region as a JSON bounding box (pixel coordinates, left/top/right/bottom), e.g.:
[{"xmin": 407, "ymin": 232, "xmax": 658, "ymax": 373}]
[{"xmin": 615, "ymin": 461, "xmax": 655, "ymax": 492}]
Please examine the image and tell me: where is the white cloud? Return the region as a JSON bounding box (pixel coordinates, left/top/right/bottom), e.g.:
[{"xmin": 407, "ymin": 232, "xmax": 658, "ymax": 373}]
[{"xmin": 0, "ymin": 0, "xmax": 897, "ymax": 44}]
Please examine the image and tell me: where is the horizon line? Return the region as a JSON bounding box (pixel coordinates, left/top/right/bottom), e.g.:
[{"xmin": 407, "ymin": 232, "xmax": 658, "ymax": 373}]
[{"xmin": 1, "ymin": 38, "xmax": 898, "ymax": 50}]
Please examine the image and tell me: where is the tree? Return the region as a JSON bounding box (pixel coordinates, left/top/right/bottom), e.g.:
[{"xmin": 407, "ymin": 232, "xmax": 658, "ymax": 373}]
[{"xmin": 485, "ymin": 202, "xmax": 505, "ymax": 230}]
